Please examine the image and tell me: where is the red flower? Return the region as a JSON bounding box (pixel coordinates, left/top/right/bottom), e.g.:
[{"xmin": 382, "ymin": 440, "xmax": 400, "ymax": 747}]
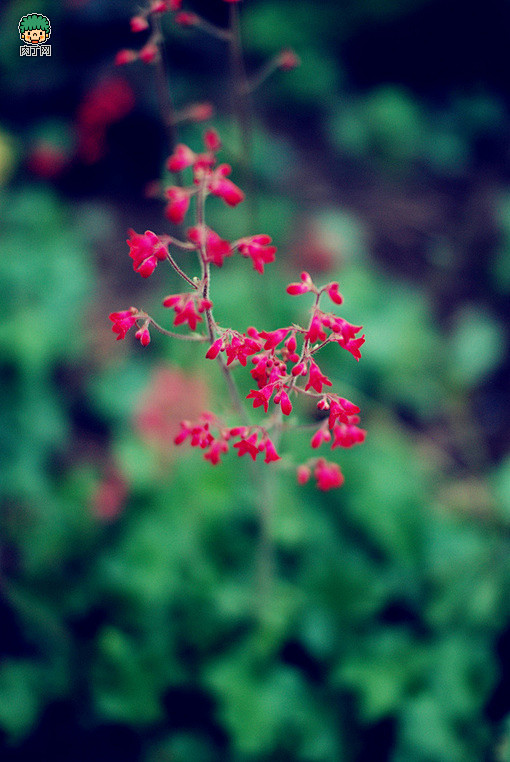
[
  {"xmin": 310, "ymin": 428, "xmax": 331, "ymax": 449},
  {"xmin": 297, "ymin": 465, "xmax": 311, "ymax": 485},
  {"xmin": 130, "ymin": 15, "xmax": 149, "ymax": 32},
  {"xmin": 305, "ymin": 361, "xmax": 332, "ymax": 393},
  {"xmin": 305, "ymin": 315, "xmax": 327, "ymax": 344},
  {"xmin": 187, "ymin": 225, "xmax": 232, "ymax": 267},
  {"xmin": 163, "ymin": 293, "xmax": 212, "ymax": 331},
  {"xmin": 127, "ymin": 229, "xmax": 167, "ymax": 277},
  {"xmin": 165, "ymin": 186, "xmax": 190, "ymax": 224},
  {"xmin": 109, "ymin": 308, "xmax": 138, "ymax": 340},
  {"xmin": 237, "ymin": 234, "xmax": 277, "ymax": 274},
  {"xmin": 276, "ymin": 48, "xmax": 300, "ymax": 71},
  {"xmin": 139, "ymin": 44, "xmax": 158, "ymax": 63},
  {"xmin": 331, "ymin": 423, "xmax": 366, "ymax": 449},
  {"xmin": 233, "ymin": 432, "xmax": 260, "ymax": 460},
  {"xmin": 174, "ymin": 11, "xmax": 199, "ymax": 26},
  {"xmin": 204, "ymin": 439, "xmax": 229, "ymax": 465},
  {"xmin": 208, "ymin": 164, "xmax": 245, "ymax": 206},
  {"xmin": 115, "ymin": 49, "xmax": 137, "ymax": 66},
  {"xmin": 204, "ymin": 128, "xmax": 221, "ymax": 152},
  {"xmin": 314, "ymin": 459, "xmax": 344, "ymax": 490},
  {"xmin": 167, "ymin": 143, "xmax": 196, "ymax": 172},
  {"xmin": 260, "ymin": 437, "xmax": 281, "ymax": 464},
  {"xmin": 325, "ymin": 282, "xmax": 343, "ymax": 305},
  {"xmin": 286, "ymin": 271, "xmax": 313, "ymax": 295},
  {"xmin": 246, "ymin": 384, "xmax": 274, "ymax": 413},
  {"xmin": 135, "ymin": 325, "xmax": 151, "ymax": 346}
]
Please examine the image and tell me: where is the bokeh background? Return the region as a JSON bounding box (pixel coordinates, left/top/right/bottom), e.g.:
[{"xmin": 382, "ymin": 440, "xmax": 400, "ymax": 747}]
[{"xmin": 1, "ymin": 0, "xmax": 510, "ymax": 760}]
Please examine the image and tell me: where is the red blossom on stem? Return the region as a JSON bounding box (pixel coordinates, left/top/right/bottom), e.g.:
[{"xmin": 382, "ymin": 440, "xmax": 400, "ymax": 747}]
[
  {"xmin": 127, "ymin": 229, "xmax": 167, "ymax": 277},
  {"xmin": 237, "ymin": 234, "xmax": 277, "ymax": 273}
]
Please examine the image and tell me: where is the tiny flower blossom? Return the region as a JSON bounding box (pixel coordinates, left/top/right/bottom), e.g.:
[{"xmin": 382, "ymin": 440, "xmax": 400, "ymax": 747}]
[
  {"xmin": 260, "ymin": 437, "xmax": 281, "ymax": 464},
  {"xmin": 314, "ymin": 459, "xmax": 344, "ymax": 490},
  {"xmin": 165, "ymin": 186, "xmax": 190, "ymax": 224},
  {"xmin": 139, "ymin": 44, "xmax": 158, "ymax": 64},
  {"xmin": 163, "ymin": 293, "xmax": 212, "ymax": 331},
  {"xmin": 237, "ymin": 235, "xmax": 277, "ymax": 274},
  {"xmin": 115, "ymin": 49, "xmax": 137, "ymax": 66},
  {"xmin": 204, "ymin": 439, "xmax": 229, "ymax": 465},
  {"xmin": 204, "ymin": 128, "xmax": 221, "ymax": 152},
  {"xmin": 151, "ymin": 0, "xmax": 168, "ymax": 12},
  {"xmin": 311, "ymin": 428, "xmax": 332, "ymax": 449},
  {"xmin": 276, "ymin": 48, "xmax": 300, "ymax": 71},
  {"xmin": 286, "ymin": 271, "xmax": 314, "ymax": 296},
  {"xmin": 135, "ymin": 325, "xmax": 151, "ymax": 346},
  {"xmin": 130, "ymin": 15, "xmax": 149, "ymax": 32},
  {"xmin": 331, "ymin": 423, "xmax": 366, "ymax": 449},
  {"xmin": 305, "ymin": 361, "xmax": 332, "ymax": 393},
  {"xmin": 109, "ymin": 308, "xmax": 138, "ymax": 340},
  {"xmin": 174, "ymin": 11, "xmax": 199, "ymax": 26},
  {"xmin": 127, "ymin": 229, "xmax": 167, "ymax": 277},
  {"xmin": 246, "ymin": 384, "xmax": 274, "ymax": 413},
  {"xmin": 208, "ymin": 164, "xmax": 245, "ymax": 206},
  {"xmin": 297, "ymin": 465, "xmax": 311, "ymax": 485},
  {"xmin": 273, "ymin": 388, "xmax": 292, "ymax": 415},
  {"xmin": 325, "ymin": 282, "xmax": 343, "ymax": 305},
  {"xmin": 167, "ymin": 143, "xmax": 196, "ymax": 172},
  {"xmin": 187, "ymin": 225, "xmax": 232, "ymax": 266},
  {"xmin": 184, "ymin": 102, "xmax": 214, "ymax": 123},
  {"xmin": 233, "ymin": 432, "xmax": 260, "ymax": 460},
  {"xmin": 305, "ymin": 315, "xmax": 327, "ymax": 344}
]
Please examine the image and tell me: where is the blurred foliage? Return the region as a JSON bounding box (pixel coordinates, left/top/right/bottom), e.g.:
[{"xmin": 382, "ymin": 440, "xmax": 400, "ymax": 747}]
[{"xmin": 1, "ymin": 0, "xmax": 510, "ymax": 761}]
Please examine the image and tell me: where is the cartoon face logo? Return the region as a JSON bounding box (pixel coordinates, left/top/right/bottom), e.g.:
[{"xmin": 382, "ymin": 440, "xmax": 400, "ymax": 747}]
[{"xmin": 19, "ymin": 13, "xmax": 51, "ymax": 45}]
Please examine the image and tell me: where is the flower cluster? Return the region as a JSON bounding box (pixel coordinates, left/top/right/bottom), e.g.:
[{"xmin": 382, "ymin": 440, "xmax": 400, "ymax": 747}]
[
  {"xmin": 110, "ymin": 4, "xmax": 364, "ymax": 490},
  {"xmin": 175, "ymin": 414, "xmax": 281, "ymax": 466}
]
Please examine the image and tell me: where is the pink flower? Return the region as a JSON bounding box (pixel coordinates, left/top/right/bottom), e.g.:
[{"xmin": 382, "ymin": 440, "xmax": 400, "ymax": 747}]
[
  {"xmin": 310, "ymin": 428, "xmax": 331, "ymax": 449},
  {"xmin": 167, "ymin": 143, "xmax": 196, "ymax": 172},
  {"xmin": 276, "ymin": 48, "xmax": 300, "ymax": 71},
  {"xmin": 163, "ymin": 294, "xmax": 212, "ymax": 331},
  {"xmin": 109, "ymin": 308, "xmax": 138, "ymax": 340},
  {"xmin": 205, "ymin": 338, "xmax": 223, "ymax": 359},
  {"xmin": 208, "ymin": 164, "xmax": 245, "ymax": 206},
  {"xmin": 325, "ymin": 282, "xmax": 343, "ymax": 305},
  {"xmin": 181, "ymin": 102, "xmax": 214, "ymax": 123},
  {"xmin": 233, "ymin": 433, "xmax": 260, "ymax": 460},
  {"xmin": 204, "ymin": 128, "xmax": 221, "ymax": 152},
  {"xmin": 258, "ymin": 328, "xmax": 289, "ymax": 350},
  {"xmin": 297, "ymin": 465, "xmax": 311, "ymax": 485},
  {"xmin": 151, "ymin": 0, "xmax": 168, "ymax": 12},
  {"xmin": 175, "ymin": 11, "xmax": 199, "ymax": 26},
  {"xmin": 286, "ymin": 271, "xmax": 313, "ymax": 296},
  {"xmin": 305, "ymin": 361, "xmax": 332, "ymax": 393},
  {"xmin": 135, "ymin": 325, "xmax": 151, "ymax": 346},
  {"xmin": 224, "ymin": 335, "xmax": 261, "ymax": 366},
  {"xmin": 139, "ymin": 44, "xmax": 158, "ymax": 63},
  {"xmin": 127, "ymin": 229, "xmax": 167, "ymax": 277},
  {"xmin": 260, "ymin": 437, "xmax": 281, "ymax": 464},
  {"xmin": 305, "ymin": 315, "xmax": 327, "ymax": 344},
  {"xmin": 115, "ymin": 49, "xmax": 137, "ymax": 66},
  {"xmin": 130, "ymin": 15, "xmax": 149, "ymax": 32},
  {"xmin": 187, "ymin": 225, "xmax": 232, "ymax": 267},
  {"xmin": 165, "ymin": 186, "xmax": 190, "ymax": 224},
  {"xmin": 237, "ymin": 235, "xmax": 277, "ymax": 274},
  {"xmin": 246, "ymin": 384, "xmax": 274, "ymax": 413},
  {"xmin": 274, "ymin": 388, "xmax": 292, "ymax": 415},
  {"xmin": 331, "ymin": 423, "xmax": 366, "ymax": 449},
  {"xmin": 204, "ymin": 439, "xmax": 229, "ymax": 465},
  {"xmin": 314, "ymin": 459, "xmax": 344, "ymax": 490}
]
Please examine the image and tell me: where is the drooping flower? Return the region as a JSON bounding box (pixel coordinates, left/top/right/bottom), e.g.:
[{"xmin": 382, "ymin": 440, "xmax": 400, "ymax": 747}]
[
  {"xmin": 163, "ymin": 293, "xmax": 212, "ymax": 331},
  {"xmin": 237, "ymin": 234, "xmax": 276, "ymax": 274},
  {"xmin": 187, "ymin": 225, "xmax": 232, "ymax": 266},
  {"xmin": 165, "ymin": 186, "xmax": 190, "ymax": 224},
  {"xmin": 305, "ymin": 361, "xmax": 332, "ymax": 393},
  {"xmin": 314, "ymin": 459, "xmax": 344, "ymax": 490},
  {"xmin": 208, "ymin": 164, "xmax": 245, "ymax": 206},
  {"xmin": 233, "ymin": 432, "xmax": 260, "ymax": 460},
  {"xmin": 127, "ymin": 229, "xmax": 167, "ymax": 277},
  {"xmin": 167, "ymin": 143, "xmax": 196, "ymax": 172},
  {"xmin": 246, "ymin": 384, "xmax": 274, "ymax": 413},
  {"xmin": 109, "ymin": 308, "xmax": 138, "ymax": 340}
]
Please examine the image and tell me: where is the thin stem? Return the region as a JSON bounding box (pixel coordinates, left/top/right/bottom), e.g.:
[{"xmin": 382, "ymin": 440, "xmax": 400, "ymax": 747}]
[
  {"xmin": 165, "ymin": 252, "xmax": 197, "ymax": 288},
  {"xmin": 195, "ymin": 15, "xmax": 232, "ymax": 42},
  {"xmin": 148, "ymin": 318, "xmax": 207, "ymax": 341},
  {"xmin": 228, "ymin": 2, "xmax": 256, "ymax": 221},
  {"xmin": 195, "ymin": 181, "xmax": 247, "ymax": 421},
  {"xmin": 243, "ymin": 57, "xmax": 279, "ymax": 95}
]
